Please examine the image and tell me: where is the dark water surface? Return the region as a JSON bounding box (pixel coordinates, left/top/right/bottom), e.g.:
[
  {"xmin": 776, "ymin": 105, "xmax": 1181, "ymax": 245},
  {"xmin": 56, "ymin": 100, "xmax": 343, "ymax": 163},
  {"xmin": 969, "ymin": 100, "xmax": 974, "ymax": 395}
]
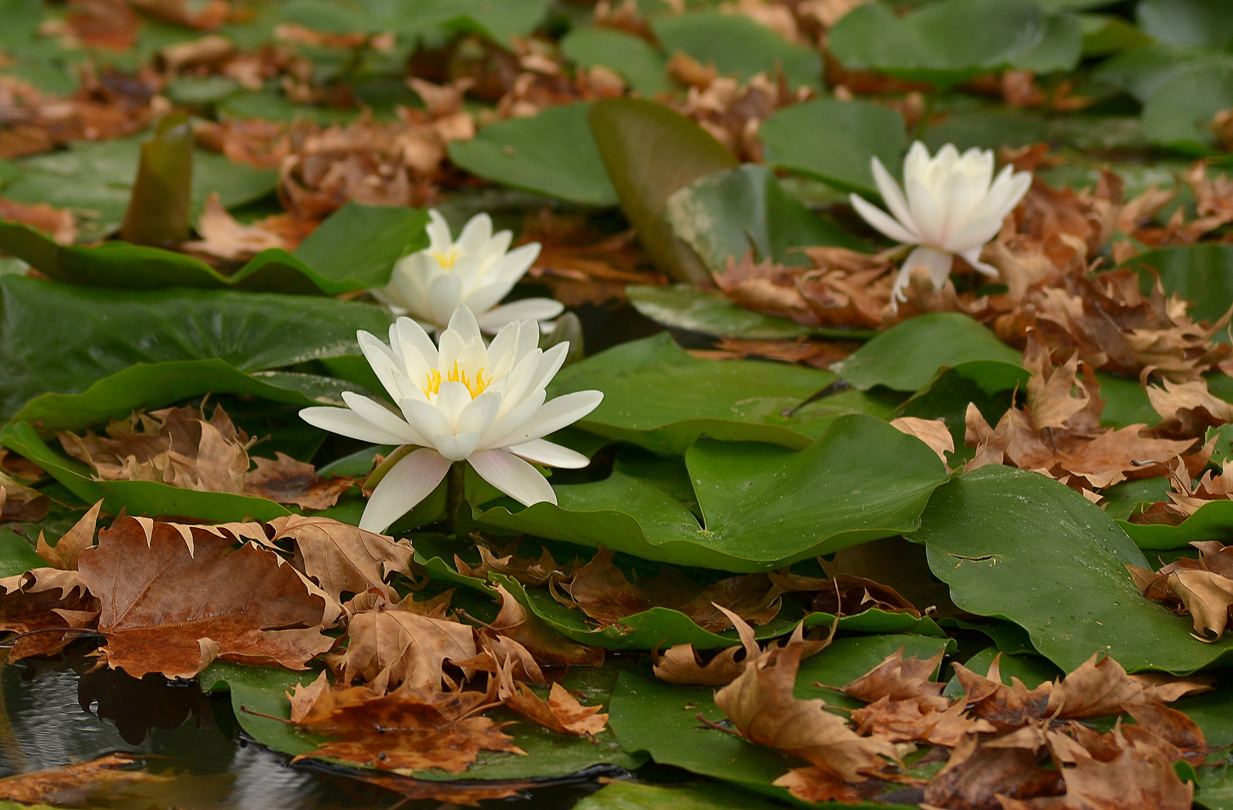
[{"xmin": 0, "ymin": 647, "xmax": 616, "ymax": 809}]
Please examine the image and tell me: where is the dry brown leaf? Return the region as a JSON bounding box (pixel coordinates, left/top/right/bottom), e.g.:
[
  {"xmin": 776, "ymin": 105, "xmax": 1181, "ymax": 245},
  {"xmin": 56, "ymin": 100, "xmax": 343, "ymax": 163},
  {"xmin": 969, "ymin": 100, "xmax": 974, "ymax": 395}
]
[
  {"xmin": 0, "ymin": 197, "xmax": 76, "ymax": 243},
  {"xmin": 333, "ymin": 599, "xmax": 477, "ymax": 693},
  {"xmin": 843, "ymin": 648, "xmax": 948, "ymax": 706},
  {"xmin": 264, "ymin": 514, "xmax": 411, "ymax": 602},
  {"xmin": 0, "ymin": 566, "xmax": 98, "ymax": 660},
  {"xmin": 497, "ymin": 663, "xmax": 608, "ymax": 736},
  {"xmin": 454, "ymin": 537, "xmax": 574, "ymax": 586},
  {"xmin": 1044, "ymin": 653, "xmax": 1210, "ymax": 719},
  {"xmin": 953, "ymin": 658, "xmax": 1052, "ymax": 729},
  {"xmin": 0, "ymin": 471, "xmax": 49, "ymax": 523},
  {"xmin": 924, "ymin": 729, "xmax": 1061, "ymax": 810},
  {"xmin": 483, "ymin": 583, "xmax": 603, "ymax": 668},
  {"xmin": 652, "ymin": 606, "xmax": 759, "ymax": 687},
  {"xmin": 181, "ymin": 193, "xmax": 290, "ymax": 260},
  {"xmin": 289, "ymin": 677, "xmax": 523, "ymax": 773},
  {"xmin": 714, "ymin": 629, "xmax": 893, "ymax": 782},
  {"xmin": 76, "ymin": 516, "xmax": 333, "ymax": 679},
  {"xmin": 36, "ymin": 500, "xmax": 102, "ymax": 571},
  {"xmin": 772, "ymin": 766, "xmax": 874, "ymax": 804},
  {"xmin": 890, "ymin": 417, "xmax": 954, "ymax": 465}
]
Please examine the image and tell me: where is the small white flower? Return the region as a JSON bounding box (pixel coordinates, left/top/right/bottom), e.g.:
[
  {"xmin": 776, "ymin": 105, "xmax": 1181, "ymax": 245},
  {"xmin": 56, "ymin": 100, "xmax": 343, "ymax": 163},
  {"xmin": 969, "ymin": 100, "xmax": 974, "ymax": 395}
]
[
  {"xmin": 300, "ymin": 306, "xmax": 601, "ymax": 533},
  {"xmin": 375, "ymin": 209, "xmax": 564, "ymax": 332},
  {"xmin": 850, "ymin": 142, "xmax": 1032, "ymax": 309}
]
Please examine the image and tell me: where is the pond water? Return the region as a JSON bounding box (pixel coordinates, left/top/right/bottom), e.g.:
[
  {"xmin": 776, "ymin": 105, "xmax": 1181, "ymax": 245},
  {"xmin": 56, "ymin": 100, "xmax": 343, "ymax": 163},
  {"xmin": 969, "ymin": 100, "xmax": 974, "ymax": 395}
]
[{"xmin": 0, "ymin": 646, "xmax": 625, "ymax": 809}]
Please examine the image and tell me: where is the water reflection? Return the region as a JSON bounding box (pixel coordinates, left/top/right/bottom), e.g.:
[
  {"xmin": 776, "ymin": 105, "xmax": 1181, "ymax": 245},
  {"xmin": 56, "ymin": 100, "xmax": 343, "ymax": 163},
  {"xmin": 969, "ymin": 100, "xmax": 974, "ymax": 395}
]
[{"xmin": 0, "ymin": 646, "xmax": 611, "ymax": 809}]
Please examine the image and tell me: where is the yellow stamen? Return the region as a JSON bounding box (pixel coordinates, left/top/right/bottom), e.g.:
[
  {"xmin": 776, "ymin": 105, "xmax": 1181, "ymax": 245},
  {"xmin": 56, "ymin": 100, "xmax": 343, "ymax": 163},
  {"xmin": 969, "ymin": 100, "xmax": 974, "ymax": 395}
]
[
  {"xmin": 424, "ymin": 363, "xmax": 490, "ymax": 399},
  {"xmin": 433, "ymin": 247, "xmax": 460, "ymax": 269}
]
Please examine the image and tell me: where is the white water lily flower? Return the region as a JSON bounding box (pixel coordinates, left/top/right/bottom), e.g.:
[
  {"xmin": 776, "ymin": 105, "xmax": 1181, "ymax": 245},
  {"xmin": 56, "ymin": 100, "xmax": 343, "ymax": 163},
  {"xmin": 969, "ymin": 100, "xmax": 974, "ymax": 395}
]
[
  {"xmin": 375, "ymin": 209, "xmax": 564, "ymax": 332},
  {"xmin": 300, "ymin": 305, "xmax": 601, "ymax": 533},
  {"xmin": 850, "ymin": 142, "xmax": 1032, "ymax": 309}
]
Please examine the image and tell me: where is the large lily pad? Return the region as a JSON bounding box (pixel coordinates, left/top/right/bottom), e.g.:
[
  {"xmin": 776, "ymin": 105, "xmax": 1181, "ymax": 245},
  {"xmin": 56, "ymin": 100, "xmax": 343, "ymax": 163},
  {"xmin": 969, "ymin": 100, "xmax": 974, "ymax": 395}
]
[
  {"xmin": 1141, "ymin": 65, "xmax": 1233, "ymax": 154},
  {"xmin": 0, "ymin": 202, "xmax": 427, "ymax": 294},
  {"xmin": 589, "ymin": 98, "xmax": 738, "ymax": 285},
  {"xmin": 0, "ymin": 275, "xmax": 395, "ymax": 419},
  {"xmin": 649, "ymin": 12, "xmax": 822, "ymax": 91},
  {"xmin": 664, "ymin": 164, "xmax": 865, "ymax": 277},
  {"xmin": 758, "ymin": 99, "xmax": 907, "ymax": 197},
  {"xmin": 834, "ymin": 312, "xmax": 1023, "ymax": 392},
  {"xmin": 547, "ymin": 333, "xmax": 899, "ymax": 455},
  {"xmin": 915, "ymin": 465, "xmax": 1233, "ymax": 673},
  {"xmin": 1118, "ymin": 502, "xmax": 1233, "ymax": 551},
  {"xmin": 828, "ymin": 0, "xmax": 1083, "ymax": 87},
  {"xmin": 477, "ymin": 414, "xmax": 948, "ymax": 572},
  {"xmin": 560, "ymin": 27, "xmax": 674, "ymax": 96},
  {"xmin": 448, "ymin": 103, "xmax": 618, "ymax": 207},
  {"xmin": 626, "ymin": 285, "xmax": 868, "ymax": 340},
  {"xmin": 201, "ymin": 660, "xmax": 645, "ymax": 780}
]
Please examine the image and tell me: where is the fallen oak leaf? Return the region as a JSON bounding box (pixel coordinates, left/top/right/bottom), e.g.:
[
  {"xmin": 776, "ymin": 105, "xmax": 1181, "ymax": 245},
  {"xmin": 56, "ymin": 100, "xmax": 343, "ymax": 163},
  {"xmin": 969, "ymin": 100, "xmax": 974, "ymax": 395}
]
[
  {"xmin": 952, "ymin": 657, "xmax": 1052, "ymax": 729},
  {"xmin": 76, "ymin": 516, "xmax": 333, "ymax": 679},
  {"xmin": 842, "ymin": 648, "xmax": 948, "ymax": 707}
]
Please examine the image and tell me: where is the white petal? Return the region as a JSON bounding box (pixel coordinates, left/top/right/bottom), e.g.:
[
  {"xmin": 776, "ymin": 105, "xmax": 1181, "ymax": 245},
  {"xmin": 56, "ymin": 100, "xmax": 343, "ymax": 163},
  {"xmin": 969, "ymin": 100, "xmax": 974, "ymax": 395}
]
[
  {"xmin": 904, "ymin": 141, "xmax": 931, "ymax": 181},
  {"xmin": 393, "ymin": 317, "xmax": 438, "ymax": 372},
  {"xmin": 850, "ymin": 194, "xmax": 919, "ymax": 245},
  {"xmin": 905, "ymin": 174, "xmax": 944, "ymax": 244},
  {"xmin": 435, "ymin": 381, "xmax": 473, "ymax": 425},
  {"xmin": 456, "ymin": 213, "xmax": 494, "ymax": 257},
  {"xmin": 341, "ymin": 392, "xmax": 427, "ymax": 444},
  {"xmin": 445, "ymin": 304, "xmax": 483, "ymax": 344},
  {"xmin": 358, "ymin": 332, "xmax": 411, "ymax": 401},
  {"xmin": 476, "ymin": 298, "xmax": 566, "ymax": 332},
  {"xmin": 493, "ymin": 390, "xmax": 603, "ymax": 447},
  {"xmin": 468, "ymin": 449, "xmax": 557, "ymax": 507},
  {"xmin": 434, "ymin": 432, "xmax": 481, "ymax": 461},
  {"xmin": 359, "ymin": 448, "xmax": 452, "ymax": 533},
  {"xmin": 903, "ymin": 244, "xmax": 955, "ymax": 290},
  {"xmin": 300, "ymin": 405, "xmax": 411, "ymax": 445},
  {"xmin": 399, "ymin": 397, "xmax": 453, "ymax": 445},
  {"xmin": 870, "ymin": 158, "xmax": 920, "ymax": 241},
  {"xmin": 428, "ymin": 274, "xmax": 464, "ymax": 327},
  {"xmin": 889, "ymin": 264, "xmax": 912, "ymax": 311},
  {"xmin": 508, "ymin": 438, "xmax": 591, "ymax": 468},
  {"xmin": 456, "ymin": 389, "xmax": 502, "ymax": 436},
  {"xmin": 480, "ymin": 387, "xmax": 546, "ymax": 447},
  {"xmin": 426, "ymin": 209, "xmax": 454, "ymax": 252},
  {"xmin": 960, "ymin": 247, "xmax": 1000, "ymax": 277},
  {"xmin": 944, "ymin": 214, "xmax": 1003, "ymax": 253}
]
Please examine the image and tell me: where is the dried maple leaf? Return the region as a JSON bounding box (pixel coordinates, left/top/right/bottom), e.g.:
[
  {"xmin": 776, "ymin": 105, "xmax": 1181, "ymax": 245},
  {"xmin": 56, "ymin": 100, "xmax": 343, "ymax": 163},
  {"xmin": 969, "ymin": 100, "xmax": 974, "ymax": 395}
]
[
  {"xmin": 246, "ymin": 453, "xmax": 356, "ymax": 510},
  {"xmin": 181, "ymin": 193, "xmax": 291, "ymax": 261},
  {"xmin": 1044, "ymin": 654, "xmax": 1210, "ymax": 719},
  {"xmin": 999, "ymin": 727, "xmax": 1192, "ymax": 810},
  {"xmin": 843, "ymin": 649, "xmax": 948, "ymax": 706},
  {"xmin": 332, "ymin": 597, "xmax": 477, "ymax": 693},
  {"xmin": 773, "ymin": 766, "xmax": 883, "ymax": 804},
  {"xmin": 0, "ymin": 753, "xmax": 165, "ymax": 805},
  {"xmin": 76, "ymin": 516, "xmax": 333, "ymax": 678},
  {"xmin": 41, "ymin": 0, "xmax": 140, "ymax": 51},
  {"xmin": 36, "ymin": 500, "xmax": 102, "ymax": 571},
  {"xmin": 1129, "ymin": 542, "xmax": 1233, "ymax": 639},
  {"xmin": 1146, "ymin": 377, "xmax": 1233, "ymax": 439},
  {"xmin": 496, "ymin": 662, "xmax": 608, "ymax": 736},
  {"xmin": 652, "ymin": 606, "xmax": 759, "ymax": 687},
  {"xmin": 966, "ymin": 339, "xmax": 1196, "ymax": 492},
  {"xmin": 342, "ymin": 771, "xmax": 529, "ymax": 806},
  {"xmin": 289, "ymin": 675, "xmax": 523, "ymax": 773},
  {"xmin": 0, "ymin": 197, "xmax": 76, "ymax": 243},
  {"xmin": 769, "ymin": 569, "xmax": 922, "ymax": 619},
  {"xmin": 0, "ymin": 471, "xmax": 49, "ymax": 523},
  {"xmin": 890, "ymin": 417, "xmax": 954, "ymax": 465},
  {"xmin": 0, "ymin": 567, "xmax": 98, "ymax": 660},
  {"xmin": 1134, "ymin": 459, "xmax": 1233, "ymax": 526},
  {"xmin": 714, "ymin": 627, "xmax": 894, "ymax": 782},
  {"xmin": 952, "ymin": 658, "xmax": 1052, "ymax": 729},
  {"xmin": 454, "ymin": 537, "xmax": 575, "ymax": 587},
  {"xmin": 924, "ymin": 728, "xmax": 1062, "ymax": 810},
  {"xmin": 258, "ymin": 515, "xmax": 412, "ymax": 604}
]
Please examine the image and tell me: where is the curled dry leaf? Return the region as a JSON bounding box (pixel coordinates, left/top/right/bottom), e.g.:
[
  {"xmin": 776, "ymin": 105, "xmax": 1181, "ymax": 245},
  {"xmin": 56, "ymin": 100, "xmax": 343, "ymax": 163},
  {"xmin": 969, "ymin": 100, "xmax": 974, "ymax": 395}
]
[
  {"xmin": 714, "ymin": 624, "xmax": 894, "ymax": 782},
  {"xmin": 181, "ymin": 193, "xmax": 291, "ymax": 261},
  {"xmin": 923, "ymin": 728, "xmax": 1062, "ymax": 810},
  {"xmin": 952, "ymin": 657, "xmax": 1051, "ymax": 729},
  {"xmin": 0, "ymin": 471, "xmax": 49, "ymax": 523},
  {"xmin": 454, "ymin": 537, "xmax": 575, "ymax": 587},
  {"xmin": 0, "ymin": 567, "xmax": 98, "ymax": 660},
  {"xmin": 332, "ymin": 597, "xmax": 477, "ymax": 694},
  {"xmin": 1134, "ymin": 459, "xmax": 1233, "ymax": 526},
  {"xmin": 36, "ymin": 500, "xmax": 102, "ymax": 571},
  {"xmin": 496, "ymin": 661, "xmax": 608, "ymax": 736},
  {"xmin": 890, "ymin": 417, "xmax": 954, "ymax": 465},
  {"xmin": 523, "ymin": 209, "xmax": 659, "ymax": 307},
  {"xmin": 1044, "ymin": 653, "xmax": 1210, "ymax": 719},
  {"xmin": 59, "ymin": 404, "xmax": 354, "ymax": 509},
  {"xmin": 1128, "ymin": 540, "xmax": 1233, "ymax": 639},
  {"xmin": 264, "ymin": 514, "xmax": 412, "ymax": 603},
  {"xmin": 483, "ymin": 584, "xmax": 603, "ymax": 668},
  {"xmin": 652, "ymin": 604, "xmax": 759, "ymax": 687},
  {"xmin": 1146, "ymin": 376, "xmax": 1233, "ymax": 439},
  {"xmin": 288, "ymin": 673, "xmax": 523, "ymax": 773},
  {"xmin": 76, "ymin": 516, "xmax": 333, "ymax": 679}
]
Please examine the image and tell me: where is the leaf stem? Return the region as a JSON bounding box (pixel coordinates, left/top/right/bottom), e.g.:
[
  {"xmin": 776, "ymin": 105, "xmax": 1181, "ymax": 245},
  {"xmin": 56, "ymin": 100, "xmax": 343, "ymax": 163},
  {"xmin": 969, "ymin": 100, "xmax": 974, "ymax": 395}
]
[{"xmin": 446, "ymin": 460, "xmax": 467, "ymax": 537}]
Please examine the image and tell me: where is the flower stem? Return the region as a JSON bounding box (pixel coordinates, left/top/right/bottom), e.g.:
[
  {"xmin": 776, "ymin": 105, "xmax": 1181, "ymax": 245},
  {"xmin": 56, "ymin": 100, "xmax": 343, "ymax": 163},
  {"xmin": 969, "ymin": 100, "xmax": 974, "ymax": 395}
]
[
  {"xmin": 446, "ymin": 460, "xmax": 467, "ymax": 537},
  {"xmin": 363, "ymin": 444, "xmax": 413, "ymax": 491}
]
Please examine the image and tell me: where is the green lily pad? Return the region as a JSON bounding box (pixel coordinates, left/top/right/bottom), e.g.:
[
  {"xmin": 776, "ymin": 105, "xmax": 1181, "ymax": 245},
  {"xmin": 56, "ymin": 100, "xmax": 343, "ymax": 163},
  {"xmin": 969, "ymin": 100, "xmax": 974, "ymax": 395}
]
[
  {"xmin": 664, "ymin": 164, "xmax": 865, "ymax": 277},
  {"xmin": 834, "ymin": 313, "xmax": 1023, "ymax": 392},
  {"xmin": 915, "ymin": 465, "xmax": 1233, "ymax": 674},
  {"xmin": 0, "ymin": 202, "xmax": 427, "ymax": 294},
  {"xmin": 0, "ymin": 517, "xmax": 51, "ymax": 578},
  {"xmin": 11, "ymin": 360, "xmax": 369, "ymax": 433},
  {"xmin": 607, "ymin": 635, "xmax": 950, "ymax": 802},
  {"xmin": 0, "ymin": 421, "xmax": 291, "ymax": 522},
  {"xmin": 201, "ymin": 660, "xmax": 645, "ymax": 780},
  {"xmin": 548, "ymin": 334, "xmax": 899, "ymax": 455},
  {"xmin": 828, "ymin": 0, "xmax": 1082, "ymax": 87},
  {"xmin": 759, "ymin": 98, "xmax": 907, "ymax": 197},
  {"xmin": 1118, "ymin": 502, "xmax": 1233, "ymax": 551},
  {"xmin": 495, "ymin": 574, "xmax": 944, "ymax": 652},
  {"xmin": 1094, "ymin": 46, "xmax": 1233, "ymax": 104},
  {"xmin": 1141, "ymin": 65, "xmax": 1233, "ymax": 155},
  {"xmin": 2, "ymin": 136, "xmax": 277, "ymax": 239},
  {"xmin": 1137, "ymin": 0, "xmax": 1233, "ymax": 50},
  {"xmin": 449, "ymin": 103, "xmax": 617, "ymax": 207},
  {"xmin": 574, "ymin": 782, "xmax": 783, "ymax": 810},
  {"xmin": 477, "ymin": 414, "xmax": 948, "ymax": 572},
  {"xmin": 0, "ymin": 275, "xmax": 395, "ymax": 419},
  {"xmin": 560, "ymin": 27, "xmax": 674, "ymax": 96},
  {"xmin": 589, "ymin": 98, "xmax": 738, "ymax": 285},
  {"xmin": 1122, "ymin": 244, "xmax": 1233, "ymax": 327},
  {"xmin": 282, "ymin": 0, "xmax": 547, "ymax": 46},
  {"xmin": 649, "ymin": 12, "xmax": 822, "ymax": 91}
]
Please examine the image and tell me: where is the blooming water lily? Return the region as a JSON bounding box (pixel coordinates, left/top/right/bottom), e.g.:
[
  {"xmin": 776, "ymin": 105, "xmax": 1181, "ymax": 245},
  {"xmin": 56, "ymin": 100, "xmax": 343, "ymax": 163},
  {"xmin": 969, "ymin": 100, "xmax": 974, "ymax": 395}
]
[
  {"xmin": 300, "ymin": 306, "xmax": 601, "ymax": 533},
  {"xmin": 376, "ymin": 209, "xmax": 563, "ymax": 332},
  {"xmin": 850, "ymin": 141, "xmax": 1032, "ymax": 308}
]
